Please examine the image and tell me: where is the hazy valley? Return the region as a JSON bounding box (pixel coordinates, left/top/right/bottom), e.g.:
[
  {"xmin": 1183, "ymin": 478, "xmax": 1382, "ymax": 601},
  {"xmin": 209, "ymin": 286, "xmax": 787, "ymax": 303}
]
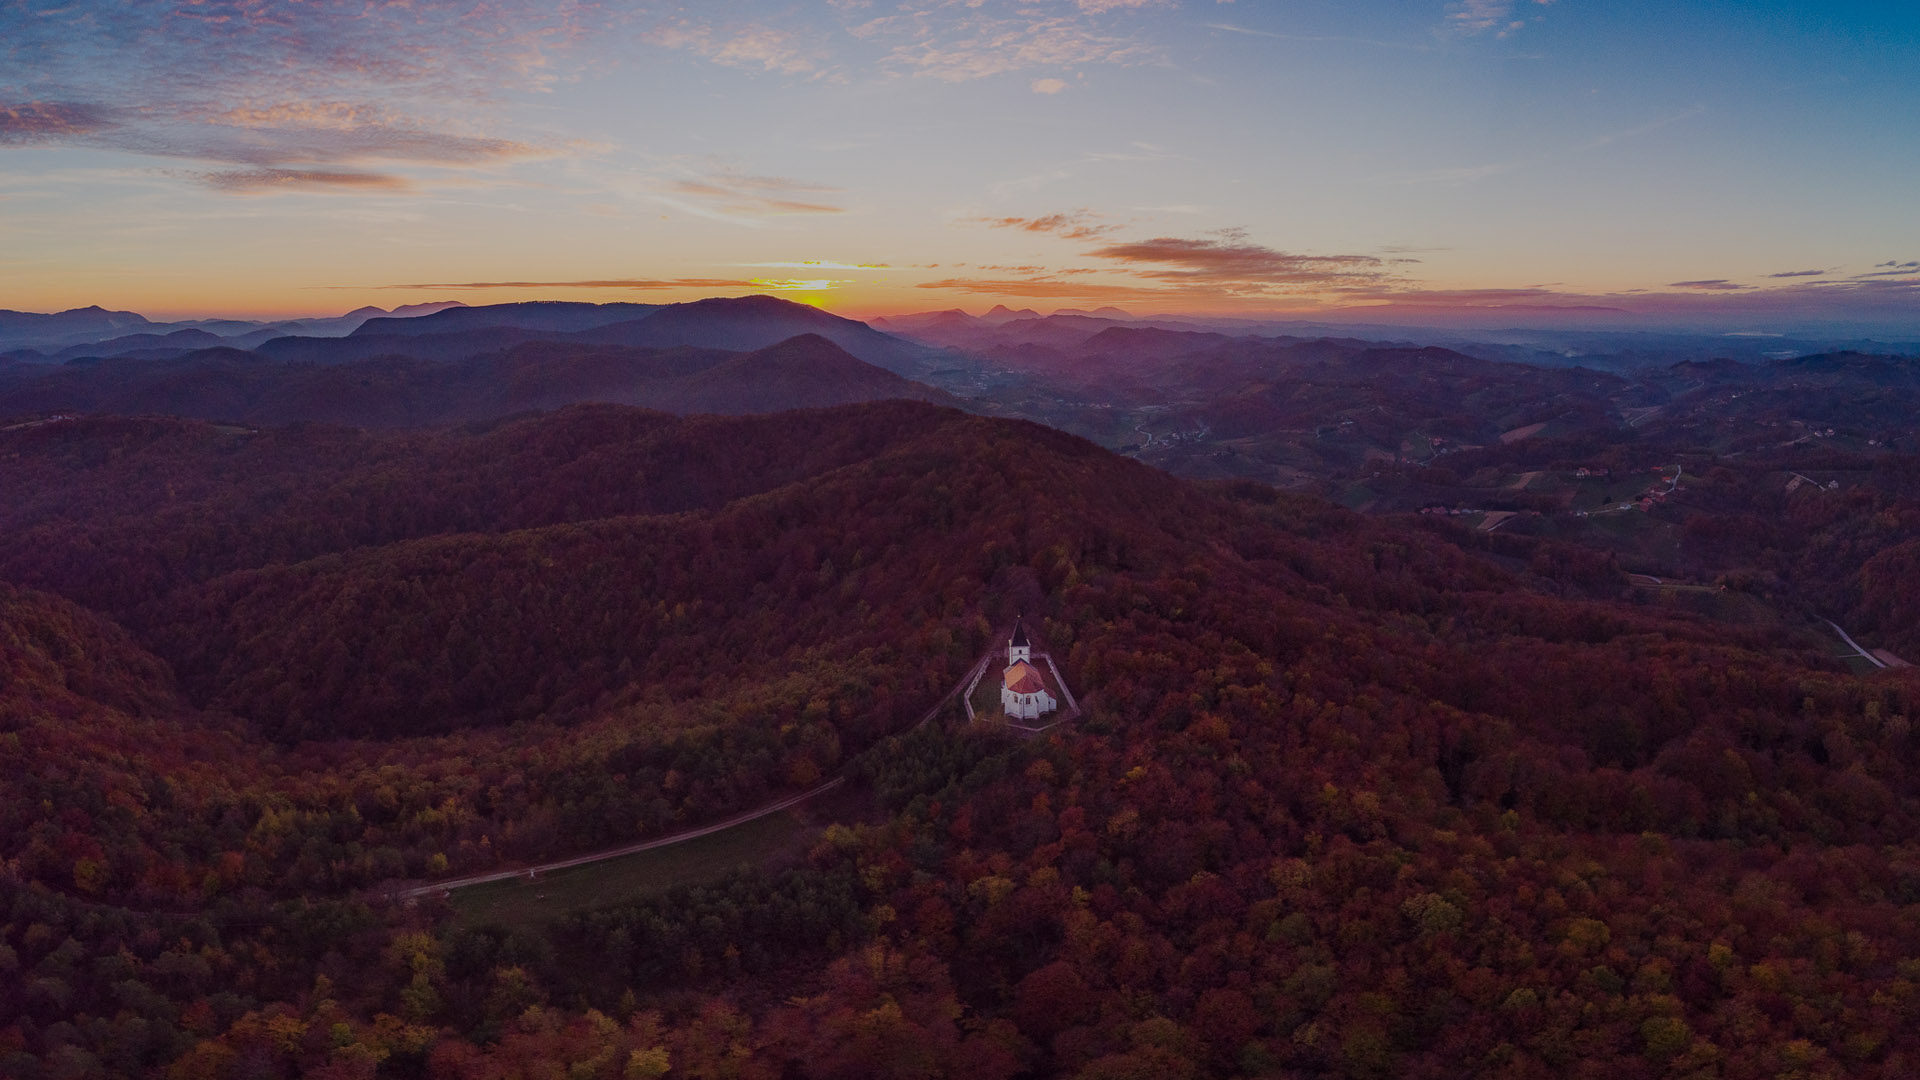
[{"xmin": 1, "ymin": 292, "xmax": 1918, "ymax": 1079}]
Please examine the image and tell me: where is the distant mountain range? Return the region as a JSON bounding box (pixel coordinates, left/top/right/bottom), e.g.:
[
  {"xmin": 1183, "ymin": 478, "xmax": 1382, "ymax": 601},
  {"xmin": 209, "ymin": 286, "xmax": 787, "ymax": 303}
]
[
  {"xmin": 872, "ymin": 306, "xmax": 1920, "ymax": 373},
  {"xmin": 0, "ymin": 295, "xmax": 958, "ymax": 426},
  {"xmin": 0, "ymin": 329, "xmax": 953, "ymax": 429},
  {"xmin": 0, "ymin": 301, "xmax": 464, "ymax": 356},
  {"xmin": 351, "ymin": 300, "xmax": 662, "ymax": 338}
]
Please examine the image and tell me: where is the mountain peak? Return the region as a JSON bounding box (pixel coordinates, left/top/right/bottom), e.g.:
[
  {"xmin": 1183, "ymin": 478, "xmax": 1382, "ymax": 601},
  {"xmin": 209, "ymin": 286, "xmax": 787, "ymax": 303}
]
[{"xmin": 981, "ymin": 304, "xmax": 1042, "ymax": 325}]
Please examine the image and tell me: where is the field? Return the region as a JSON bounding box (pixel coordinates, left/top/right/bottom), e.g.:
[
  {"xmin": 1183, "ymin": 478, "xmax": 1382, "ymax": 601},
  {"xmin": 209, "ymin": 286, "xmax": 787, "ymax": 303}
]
[
  {"xmin": 968, "ymin": 666, "xmax": 999, "ymax": 721},
  {"xmin": 448, "ymin": 810, "xmax": 810, "ymax": 931}
]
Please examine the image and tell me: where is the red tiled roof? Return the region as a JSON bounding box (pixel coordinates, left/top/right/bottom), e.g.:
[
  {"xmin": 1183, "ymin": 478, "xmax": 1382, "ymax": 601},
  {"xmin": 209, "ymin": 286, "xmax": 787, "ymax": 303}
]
[{"xmin": 1004, "ymin": 660, "xmax": 1046, "ymax": 695}]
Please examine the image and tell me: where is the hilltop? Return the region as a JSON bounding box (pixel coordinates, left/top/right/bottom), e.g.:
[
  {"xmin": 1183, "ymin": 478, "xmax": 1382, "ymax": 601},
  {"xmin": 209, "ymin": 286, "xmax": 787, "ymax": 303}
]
[
  {"xmin": 4, "ymin": 398, "xmax": 1919, "ymax": 1077},
  {"xmin": 0, "ymin": 321, "xmax": 953, "ymax": 428}
]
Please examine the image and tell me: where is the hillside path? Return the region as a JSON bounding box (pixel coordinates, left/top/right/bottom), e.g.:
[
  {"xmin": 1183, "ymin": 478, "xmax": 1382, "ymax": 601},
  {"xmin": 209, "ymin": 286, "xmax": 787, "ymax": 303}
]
[
  {"xmin": 392, "ymin": 779, "xmax": 845, "ymax": 901},
  {"xmin": 393, "ymin": 652, "xmax": 992, "ymax": 901},
  {"xmin": 1826, "ymin": 619, "xmax": 1888, "ymax": 670}
]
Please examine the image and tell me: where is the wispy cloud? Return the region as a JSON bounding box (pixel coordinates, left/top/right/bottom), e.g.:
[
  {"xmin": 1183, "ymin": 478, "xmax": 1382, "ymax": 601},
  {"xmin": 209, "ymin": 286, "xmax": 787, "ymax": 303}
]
[
  {"xmin": 1310, "ymin": 275, "xmax": 1920, "ymax": 329},
  {"xmin": 3, "ymin": 99, "xmax": 549, "ymax": 185},
  {"xmin": 1073, "ymin": 0, "xmax": 1173, "ymax": 12},
  {"xmin": 847, "ymin": 1, "xmax": 1162, "ymax": 82},
  {"xmin": 1446, "ymin": 0, "xmax": 1554, "ymax": 39},
  {"xmin": 1667, "ymin": 279, "xmax": 1751, "ymax": 291},
  {"xmin": 959, "ymin": 214, "xmax": 1395, "ymax": 300},
  {"xmin": 1576, "ymin": 105, "xmax": 1705, "ymax": 151},
  {"xmin": 198, "ymin": 168, "xmax": 416, "ymax": 194},
  {"xmin": 1859, "ymin": 259, "xmax": 1920, "ymax": 277},
  {"xmin": 981, "ymin": 209, "xmax": 1119, "ymax": 241},
  {"xmin": 654, "ymin": 169, "xmax": 847, "ymax": 219},
  {"xmin": 6, "ymin": 0, "xmax": 610, "ymax": 104},
  {"xmin": 0, "ymin": 101, "xmax": 117, "ymax": 143},
  {"xmin": 644, "ymin": 19, "xmax": 831, "ymax": 77},
  {"xmin": 1389, "ymin": 160, "xmax": 1526, "ymax": 185},
  {"xmin": 0, "ymin": 0, "xmax": 600, "ymax": 189},
  {"xmin": 1086, "ymin": 232, "xmax": 1388, "ymax": 292},
  {"xmin": 742, "ymin": 260, "xmax": 894, "ymax": 271},
  {"xmin": 1768, "ymin": 269, "xmax": 1827, "ymax": 278},
  {"xmin": 1204, "ymin": 23, "xmax": 1427, "ymax": 50}
]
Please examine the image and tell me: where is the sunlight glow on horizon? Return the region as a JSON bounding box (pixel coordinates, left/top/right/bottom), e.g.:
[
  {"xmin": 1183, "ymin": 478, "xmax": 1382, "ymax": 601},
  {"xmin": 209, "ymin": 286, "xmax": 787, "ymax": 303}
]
[{"xmin": 3, "ymin": 1, "xmax": 1916, "ymax": 332}]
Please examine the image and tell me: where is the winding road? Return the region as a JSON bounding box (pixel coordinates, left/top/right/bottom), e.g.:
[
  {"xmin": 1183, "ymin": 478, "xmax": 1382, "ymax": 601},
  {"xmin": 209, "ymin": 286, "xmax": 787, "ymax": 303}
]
[
  {"xmin": 391, "ymin": 778, "xmax": 845, "ymax": 901},
  {"xmin": 391, "ymin": 648, "xmax": 998, "ymax": 901},
  {"xmin": 1825, "ymin": 619, "xmax": 1888, "ymax": 670}
]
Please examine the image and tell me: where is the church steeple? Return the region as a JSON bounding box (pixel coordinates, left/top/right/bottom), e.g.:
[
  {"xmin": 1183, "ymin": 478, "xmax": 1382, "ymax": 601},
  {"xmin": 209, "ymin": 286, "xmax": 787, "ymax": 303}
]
[{"xmin": 1000, "ymin": 616, "xmax": 1055, "ymax": 721}]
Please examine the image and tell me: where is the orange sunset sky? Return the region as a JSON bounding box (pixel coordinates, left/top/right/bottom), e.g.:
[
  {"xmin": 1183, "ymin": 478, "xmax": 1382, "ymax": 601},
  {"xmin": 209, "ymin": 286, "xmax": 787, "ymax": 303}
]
[{"xmin": 3, "ymin": 0, "xmax": 1916, "ymax": 332}]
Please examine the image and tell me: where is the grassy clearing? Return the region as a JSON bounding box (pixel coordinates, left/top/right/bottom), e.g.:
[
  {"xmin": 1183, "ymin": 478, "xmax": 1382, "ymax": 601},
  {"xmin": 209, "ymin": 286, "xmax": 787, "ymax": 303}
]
[
  {"xmin": 1839, "ymin": 654, "xmax": 1884, "ymax": 676},
  {"xmin": 970, "ymin": 656, "xmax": 1067, "ymax": 723},
  {"xmin": 449, "ymin": 811, "xmax": 809, "ymax": 932},
  {"xmin": 968, "ymin": 665, "xmax": 1002, "ymax": 722}
]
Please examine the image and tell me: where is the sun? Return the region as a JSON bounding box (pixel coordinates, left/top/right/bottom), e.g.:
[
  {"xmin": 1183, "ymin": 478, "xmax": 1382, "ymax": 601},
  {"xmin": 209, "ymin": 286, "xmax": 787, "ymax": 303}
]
[{"xmin": 747, "ymin": 278, "xmax": 840, "ymax": 307}]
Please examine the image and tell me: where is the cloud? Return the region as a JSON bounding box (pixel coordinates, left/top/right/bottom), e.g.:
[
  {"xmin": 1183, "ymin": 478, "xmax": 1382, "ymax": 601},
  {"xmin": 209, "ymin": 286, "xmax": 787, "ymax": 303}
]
[
  {"xmin": 1317, "ymin": 276, "xmax": 1920, "ymax": 330},
  {"xmin": 1388, "ymin": 160, "xmax": 1525, "ymax": 185},
  {"xmin": 1446, "ymin": 0, "xmax": 1552, "ymax": 38},
  {"xmin": 1205, "ymin": 23, "xmax": 1427, "ymax": 50},
  {"xmin": 183, "ymin": 111, "xmax": 545, "ymax": 168},
  {"xmin": 1086, "ymin": 234, "xmax": 1387, "ymax": 290},
  {"xmin": 906, "ymin": 267, "xmax": 1920, "ymax": 328},
  {"xmin": 1447, "ymin": 0, "xmax": 1515, "ymax": 35},
  {"xmin": 909, "ymin": 243, "xmax": 1920, "ymax": 326},
  {"xmin": 742, "ymin": 261, "xmax": 894, "ymax": 271},
  {"xmin": 1073, "ymin": 0, "xmax": 1172, "ymax": 12},
  {"xmin": 638, "ymin": 1, "xmax": 1170, "ymax": 84},
  {"xmin": 662, "ymin": 171, "xmax": 846, "ymax": 217},
  {"xmin": 1667, "ymin": 279, "xmax": 1751, "ymax": 291},
  {"xmin": 644, "ymin": 20, "xmax": 829, "ymax": 76},
  {"xmin": 1768, "ymin": 269, "xmax": 1827, "ymax": 278},
  {"xmin": 982, "ymin": 210, "xmax": 1119, "ymax": 241},
  {"xmin": 2, "ymin": 95, "xmax": 547, "ymax": 187},
  {"xmin": 0, "ymin": 101, "xmax": 117, "ymax": 143},
  {"xmin": 1080, "ymin": 142, "xmax": 1180, "ymax": 163},
  {"xmin": 1206, "ymin": 22, "xmax": 1282, "ymax": 38},
  {"xmin": 6, "ymin": 0, "xmax": 611, "ymax": 106},
  {"xmin": 197, "ymin": 168, "xmax": 416, "ymax": 194},
  {"xmin": 961, "ymin": 217, "xmax": 1394, "ymax": 299},
  {"xmin": 365, "ymin": 278, "xmax": 756, "ymax": 291},
  {"xmin": 211, "ymin": 102, "xmax": 398, "ymax": 132},
  {"xmin": 848, "ymin": 3, "xmax": 1160, "ymax": 82},
  {"xmin": 1, "ymin": 0, "xmax": 599, "ymax": 188}
]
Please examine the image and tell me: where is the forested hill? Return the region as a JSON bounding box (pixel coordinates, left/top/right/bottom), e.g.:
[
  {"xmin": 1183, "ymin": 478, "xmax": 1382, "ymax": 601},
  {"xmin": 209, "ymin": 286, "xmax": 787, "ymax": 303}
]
[
  {"xmin": 4, "ymin": 400, "xmax": 1920, "ymax": 1078},
  {"xmin": 0, "ymin": 331, "xmax": 956, "ymax": 428}
]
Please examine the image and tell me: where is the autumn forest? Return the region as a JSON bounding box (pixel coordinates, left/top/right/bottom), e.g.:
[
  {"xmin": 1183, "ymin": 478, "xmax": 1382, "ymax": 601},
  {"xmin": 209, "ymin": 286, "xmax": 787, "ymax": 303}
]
[{"xmin": 5, "ymin": 303, "xmax": 1920, "ymax": 1080}]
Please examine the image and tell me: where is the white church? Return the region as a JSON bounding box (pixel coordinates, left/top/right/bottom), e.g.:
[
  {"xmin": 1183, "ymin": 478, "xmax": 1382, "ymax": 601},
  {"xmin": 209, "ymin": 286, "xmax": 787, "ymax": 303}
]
[{"xmin": 1000, "ymin": 616, "xmax": 1058, "ymax": 721}]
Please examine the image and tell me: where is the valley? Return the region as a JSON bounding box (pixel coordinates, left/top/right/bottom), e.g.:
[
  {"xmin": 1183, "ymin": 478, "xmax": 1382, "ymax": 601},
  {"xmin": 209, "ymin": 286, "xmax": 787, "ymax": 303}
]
[{"xmin": 3, "ymin": 298, "xmax": 1920, "ymax": 1079}]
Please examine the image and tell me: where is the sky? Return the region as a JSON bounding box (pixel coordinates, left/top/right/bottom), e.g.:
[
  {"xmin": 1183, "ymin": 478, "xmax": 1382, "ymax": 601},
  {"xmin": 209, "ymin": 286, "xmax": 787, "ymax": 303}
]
[{"xmin": 2, "ymin": 0, "xmax": 1917, "ymax": 331}]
